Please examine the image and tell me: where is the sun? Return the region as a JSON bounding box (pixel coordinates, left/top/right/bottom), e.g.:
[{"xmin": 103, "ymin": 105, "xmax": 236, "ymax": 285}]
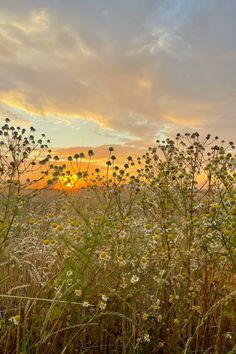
[
  {"xmin": 65, "ymin": 181, "xmax": 72, "ymax": 188},
  {"xmin": 58, "ymin": 175, "xmax": 78, "ymax": 189}
]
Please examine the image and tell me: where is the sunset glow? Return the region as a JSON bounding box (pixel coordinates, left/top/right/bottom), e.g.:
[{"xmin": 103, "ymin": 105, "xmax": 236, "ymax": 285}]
[{"xmin": 57, "ymin": 174, "xmax": 83, "ymax": 190}]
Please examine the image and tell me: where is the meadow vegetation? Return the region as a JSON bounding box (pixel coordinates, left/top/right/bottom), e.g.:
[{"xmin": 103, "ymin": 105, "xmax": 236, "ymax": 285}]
[{"xmin": 0, "ymin": 119, "xmax": 235, "ymax": 353}]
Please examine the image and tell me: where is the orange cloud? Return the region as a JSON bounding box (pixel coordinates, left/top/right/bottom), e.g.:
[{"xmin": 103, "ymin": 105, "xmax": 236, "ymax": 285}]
[
  {"xmin": 0, "ymin": 90, "xmax": 110, "ymax": 128},
  {"xmin": 0, "ymin": 91, "xmax": 35, "ymax": 113},
  {"xmin": 163, "ymin": 114, "xmax": 202, "ymax": 127}
]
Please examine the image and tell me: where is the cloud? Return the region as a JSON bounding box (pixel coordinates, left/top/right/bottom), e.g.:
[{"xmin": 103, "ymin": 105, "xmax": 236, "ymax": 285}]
[
  {"xmin": 0, "ymin": 0, "xmax": 235, "ymax": 147},
  {"xmin": 162, "ymin": 114, "xmax": 202, "ymax": 128}
]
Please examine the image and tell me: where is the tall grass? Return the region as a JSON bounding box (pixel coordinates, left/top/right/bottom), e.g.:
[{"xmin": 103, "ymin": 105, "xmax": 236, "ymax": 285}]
[{"xmin": 0, "ymin": 120, "xmax": 235, "ymax": 353}]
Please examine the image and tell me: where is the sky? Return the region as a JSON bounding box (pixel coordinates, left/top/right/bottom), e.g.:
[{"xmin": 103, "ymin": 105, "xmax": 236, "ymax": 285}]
[{"xmin": 0, "ymin": 0, "xmax": 236, "ymax": 159}]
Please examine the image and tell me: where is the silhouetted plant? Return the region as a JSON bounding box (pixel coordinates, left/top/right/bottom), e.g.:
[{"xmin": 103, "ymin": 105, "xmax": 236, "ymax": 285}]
[
  {"xmin": 0, "ymin": 127, "xmax": 235, "ymax": 353},
  {"xmin": 0, "ymin": 118, "xmax": 53, "ymax": 249}
]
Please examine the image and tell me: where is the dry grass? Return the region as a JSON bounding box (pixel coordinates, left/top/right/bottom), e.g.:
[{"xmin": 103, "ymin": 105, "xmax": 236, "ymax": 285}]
[{"xmin": 0, "ymin": 121, "xmax": 235, "ymax": 353}]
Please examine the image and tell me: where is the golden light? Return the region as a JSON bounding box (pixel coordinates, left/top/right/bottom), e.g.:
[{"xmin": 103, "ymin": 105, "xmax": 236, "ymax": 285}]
[
  {"xmin": 58, "ymin": 174, "xmax": 79, "ymax": 190},
  {"xmin": 65, "ymin": 181, "xmax": 72, "ymax": 188}
]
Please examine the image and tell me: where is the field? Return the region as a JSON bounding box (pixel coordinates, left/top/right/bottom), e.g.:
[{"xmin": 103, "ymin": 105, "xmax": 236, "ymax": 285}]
[{"xmin": 0, "ymin": 121, "xmax": 235, "ymax": 353}]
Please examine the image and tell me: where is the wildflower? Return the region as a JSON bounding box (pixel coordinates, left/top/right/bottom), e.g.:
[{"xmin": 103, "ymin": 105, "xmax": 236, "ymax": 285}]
[
  {"xmin": 140, "ymin": 256, "xmax": 148, "ymax": 269},
  {"xmin": 115, "ymin": 224, "xmax": 121, "ymax": 231},
  {"xmin": 142, "ymin": 312, "xmax": 149, "ymax": 320},
  {"xmin": 131, "ymin": 275, "xmax": 139, "ymax": 284},
  {"xmin": 157, "ymin": 314, "xmax": 163, "ymax": 322},
  {"xmin": 55, "ymin": 291, "xmax": 62, "ymax": 299},
  {"xmin": 74, "ymin": 289, "xmax": 82, "ymax": 297},
  {"xmin": 145, "ymin": 224, "xmax": 152, "ymax": 230},
  {"xmin": 98, "ymin": 301, "xmax": 107, "ymax": 310},
  {"xmin": 82, "ymin": 301, "xmax": 90, "ymax": 307},
  {"xmin": 153, "ymin": 234, "xmax": 160, "ymax": 243},
  {"xmin": 143, "ymin": 333, "xmax": 150, "ymax": 342},
  {"xmin": 9, "ymin": 314, "xmax": 20, "ymax": 325},
  {"xmin": 42, "ymin": 239, "xmax": 50, "ymax": 246},
  {"xmin": 173, "ymin": 318, "xmax": 180, "ymax": 326},
  {"xmin": 14, "ymin": 314, "xmax": 21, "ymax": 322},
  {"xmin": 101, "ymin": 294, "xmax": 109, "ymax": 302},
  {"xmin": 167, "ymin": 233, "xmax": 175, "ymax": 240},
  {"xmin": 66, "ymin": 278, "xmax": 73, "ymax": 286},
  {"xmin": 225, "ymin": 332, "xmax": 232, "ymax": 340},
  {"xmin": 117, "ymin": 256, "xmax": 126, "ymax": 267},
  {"xmin": 169, "ymin": 294, "xmax": 174, "ymax": 303},
  {"xmin": 66, "ymin": 270, "xmax": 73, "ymax": 277},
  {"xmin": 118, "ymin": 230, "xmax": 127, "ymax": 240},
  {"xmin": 99, "ymin": 251, "xmax": 110, "ymax": 261},
  {"xmin": 150, "ymin": 299, "xmax": 160, "ymax": 312}
]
